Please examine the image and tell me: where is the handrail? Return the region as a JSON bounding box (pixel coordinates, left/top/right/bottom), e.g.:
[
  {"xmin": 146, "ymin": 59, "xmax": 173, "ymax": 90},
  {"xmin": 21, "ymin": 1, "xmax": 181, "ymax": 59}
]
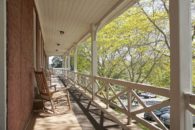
[
  {"xmin": 46, "ymin": 68, "xmax": 195, "ymax": 130},
  {"xmin": 184, "ymin": 93, "xmax": 195, "ymax": 114},
  {"xmin": 64, "ymin": 70, "xmax": 170, "ymax": 130},
  {"xmin": 94, "ymin": 76, "xmax": 170, "ymax": 98},
  {"xmin": 70, "ymin": 71, "xmax": 170, "ymax": 97}
]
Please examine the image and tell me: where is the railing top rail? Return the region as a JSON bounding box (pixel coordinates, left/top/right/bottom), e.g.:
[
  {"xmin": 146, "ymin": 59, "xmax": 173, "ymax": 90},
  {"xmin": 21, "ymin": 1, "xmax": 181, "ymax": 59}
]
[
  {"xmin": 185, "ymin": 92, "xmax": 195, "ymax": 105},
  {"xmin": 74, "ymin": 72, "xmax": 92, "ymax": 78},
  {"xmin": 65, "ymin": 70, "xmax": 172, "ymax": 129},
  {"xmin": 94, "ymin": 76, "xmax": 170, "ymax": 98},
  {"xmin": 53, "ymin": 68, "xmax": 66, "ymax": 69},
  {"xmin": 66, "ymin": 70, "xmax": 170, "ymax": 98}
]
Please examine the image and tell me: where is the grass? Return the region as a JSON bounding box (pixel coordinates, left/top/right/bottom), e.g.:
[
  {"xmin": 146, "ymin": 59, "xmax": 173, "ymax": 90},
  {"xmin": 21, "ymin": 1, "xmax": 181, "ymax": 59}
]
[{"xmin": 137, "ymin": 123, "xmax": 150, "ymax": 130}]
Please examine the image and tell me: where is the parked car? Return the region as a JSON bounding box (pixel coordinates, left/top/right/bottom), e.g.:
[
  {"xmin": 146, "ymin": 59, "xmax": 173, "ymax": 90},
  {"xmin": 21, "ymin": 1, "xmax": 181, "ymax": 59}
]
[
  {"xmin": 159, "ymin": 113, "xmax": 170, "ymax": 127},
  {"xmin": 138, "ymin": 92, "xmax": 157, "ymax": 99},
  {"xmin": 160, "ymin": 113, "xmax": 195, "ymax": 127},
  {"xmin": 144, "ymin": 109, "xmax": 162, "ymax": 121},
  {"xmin": 144, "ymin": 106, "xmax": 170, "ymax": 121}
]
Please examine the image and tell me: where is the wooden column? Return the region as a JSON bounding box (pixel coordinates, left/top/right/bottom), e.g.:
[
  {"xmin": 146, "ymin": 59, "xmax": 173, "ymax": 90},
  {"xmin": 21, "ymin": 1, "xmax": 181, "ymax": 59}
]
[
  {"xmin": 74, "ymin": 46, "xmax": 78, "ymax": 72},
  {"xmin": 64, "ymin": 55, "xmax": 67, "ymax": 69},
  {"xmin": 61, "ymin": 55, "xmax": 65, "ymax": 68},
  {"xmin": 64, "ymin": 55, "xmax": 68, "ymax": 78},
  {"xmin": 45, "ymin": 55, "xmax": 49, "ymax": 69},
  {"xmin": 67, "ymin": 54, "xmax": 71, "ymax": 70},
  {"xmin": 91, "ymin": 24, "xmax": 98, "ymax": 99},
  {"xmin": 170, "ymin": 0, "xmax": 192, "ymax": 130},
  {"xmin": 0, "ymin": 0, "xmax": 6, "ymax": 129}
]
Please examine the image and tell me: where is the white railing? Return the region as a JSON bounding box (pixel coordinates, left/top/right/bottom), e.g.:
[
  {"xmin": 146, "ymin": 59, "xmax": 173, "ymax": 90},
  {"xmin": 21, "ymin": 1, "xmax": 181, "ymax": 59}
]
[
  {"xmin": 65, "ymin": 70, "xmax": 172, "ymax": 130},
  {"xmin": 51, "ymin": 69, "xmax": 195, "ymax": 130},
  {"xmin": 52, "ymin": 68, "xmax": 66, "ymax": 76},
  {"xmin": 185, "ymin": 93, "xmax": 195, "ymax": 115}
]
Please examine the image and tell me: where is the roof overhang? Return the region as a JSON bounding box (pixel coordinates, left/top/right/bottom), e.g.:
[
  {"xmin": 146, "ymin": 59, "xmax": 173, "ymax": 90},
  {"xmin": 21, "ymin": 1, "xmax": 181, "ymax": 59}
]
[{"xmin": 35, "ymin": 0, "xmax": 137, "ymax": 56}]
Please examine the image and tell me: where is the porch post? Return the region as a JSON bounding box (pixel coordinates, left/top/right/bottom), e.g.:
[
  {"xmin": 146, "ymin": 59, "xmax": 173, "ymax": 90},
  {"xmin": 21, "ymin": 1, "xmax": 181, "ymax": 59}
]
[
  {"xmin": 61, "ymin": 55, "xmax": 65, "ymax": 68},
  {"xmin": 45, "ymin": 55, "xmax": 49, "ymax": 69},
  {"xmin": 64, "ymin": 55, "xmax": 66, "ymax": 69},
  {"xmin": 74, "ymin": 46, "xmax": 77, "ymax": 72},
  {"xmin": 64, "ymin": 55, "xmax": 68, "ymax": 78},
  {"xmin": 65, "ymin": 55, "xmax": 67, "ymax": 69},
  {"xmin": 91, "ymin": 24, "xmax": 98, "ymax": 99},
  {"xmin": 67, "ymin": 54, "xmax": 71, "ymax": 70},
  {"xmin": 170, "ymin": 0, "xmax": 192, "ymax": 130},
  {"xmin": 0, "ymin": 0, "xmax": 6, "ymax": 129},
  {"xmin": 73, "ymin": 46, "xmax": 78, "ymax": 87}
]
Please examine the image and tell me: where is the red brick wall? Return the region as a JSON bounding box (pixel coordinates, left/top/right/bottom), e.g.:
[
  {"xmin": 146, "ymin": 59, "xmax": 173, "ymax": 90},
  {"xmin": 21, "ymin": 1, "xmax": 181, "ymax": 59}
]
[{"xmin": 7, "ymin": 0, "xmax": 34, "ymax": 129}]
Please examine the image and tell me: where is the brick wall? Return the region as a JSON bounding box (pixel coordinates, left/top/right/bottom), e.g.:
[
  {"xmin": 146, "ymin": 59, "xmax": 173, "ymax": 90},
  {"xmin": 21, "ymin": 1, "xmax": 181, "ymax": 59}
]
[{"xmin": 7, "ymin": 0, "xmax": 34, "ymax": 129}]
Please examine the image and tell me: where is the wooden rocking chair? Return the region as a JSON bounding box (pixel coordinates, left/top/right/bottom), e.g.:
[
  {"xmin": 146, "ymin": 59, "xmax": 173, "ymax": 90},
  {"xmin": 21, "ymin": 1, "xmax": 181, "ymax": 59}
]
[
  {"xmin": 34, "ymin": 70, "xmax": 71, "ymax": 113},
  {"xmin": 42, "ymin": 68, "xmax": 52, "ymax": 85}
]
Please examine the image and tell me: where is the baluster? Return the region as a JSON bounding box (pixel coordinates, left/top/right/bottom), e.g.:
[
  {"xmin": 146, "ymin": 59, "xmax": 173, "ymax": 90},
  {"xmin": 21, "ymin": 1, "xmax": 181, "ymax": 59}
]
[
  {"xmin": 92, "ymin": 76, "xmax": 95, "ymax": 100},
  {"xmin": 78, "ymin": 75, "xmax": 80, "ymax": 86},
  {"xmin": 65, "ymin": 70, "xmax": 67, "ymax": 79},
  {"xmin": 85, "ymin": 77, "xmax": 87, "ymax": 92},
  {"xmin": 106, "ymin": 83, "xmax": 109, "ymax": 109},
  {"xmin": 74, "ymin": 72, "xmax": 76, "ymax": 87},
  {"xmin": 127, "ymin": 88, "xmax": 132, "ymax": 125}
]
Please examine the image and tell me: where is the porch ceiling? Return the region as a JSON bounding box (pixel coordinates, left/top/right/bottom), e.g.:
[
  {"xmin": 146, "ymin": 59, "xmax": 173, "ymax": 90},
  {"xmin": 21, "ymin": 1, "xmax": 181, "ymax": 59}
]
[{"xmin": 35, "ymin": 0, "xmax": 136, "ymax": 56}]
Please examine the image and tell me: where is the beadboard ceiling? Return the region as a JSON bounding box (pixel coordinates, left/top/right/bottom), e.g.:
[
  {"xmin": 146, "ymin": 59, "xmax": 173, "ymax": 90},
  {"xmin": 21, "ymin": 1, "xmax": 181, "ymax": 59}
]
[{"xmin": 35, "ymin": 0, "xmax": 136, "ymax": 56}]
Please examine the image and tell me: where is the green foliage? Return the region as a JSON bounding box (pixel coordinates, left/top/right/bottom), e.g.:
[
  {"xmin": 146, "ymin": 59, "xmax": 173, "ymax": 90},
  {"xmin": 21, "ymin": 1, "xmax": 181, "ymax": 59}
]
[
  {"xmin": 51, "ymin": 56, "xmax": 63, "ymax": 68},
  {"xmin": 77, "ymin": 38, "xmax": 91, "ymax": 74},
  {"xmin": 76, "ymin": 0, "xmax": 195, "ymax": 89},
  {"xmin": 137, "ymin": 123, "xmax": 150, "ymax": 130},
  {"xmin": 95, "ymin": 0, "xmax": 170, "ymax": 87}
]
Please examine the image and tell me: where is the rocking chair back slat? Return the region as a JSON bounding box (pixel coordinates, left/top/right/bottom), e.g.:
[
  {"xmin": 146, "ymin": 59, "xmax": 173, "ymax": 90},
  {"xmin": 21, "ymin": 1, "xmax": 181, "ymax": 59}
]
[
  {"xmin": 34, "ymin": 71, "xmax": 50, "ymax": 96},
  {"xmin": 34, "ymin": 70, "xmax": 72, "ymax": 113}
]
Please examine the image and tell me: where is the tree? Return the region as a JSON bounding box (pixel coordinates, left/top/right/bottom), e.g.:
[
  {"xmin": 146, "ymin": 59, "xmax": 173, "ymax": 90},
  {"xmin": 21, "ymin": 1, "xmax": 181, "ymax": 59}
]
[
  {"xmin": 77, "ymin": 39, "xmax": 91, "ymax": 74},
  {"xmin": 96, "ymin": 0, "xmax": 170, "ymax": 87},
  {"xmin": 51, "ymin": 56, "xmax": 63, "ymax": 68},
  {"xmin": 77, "ymin": 0, "xmax": 195, "ymax": 88}
]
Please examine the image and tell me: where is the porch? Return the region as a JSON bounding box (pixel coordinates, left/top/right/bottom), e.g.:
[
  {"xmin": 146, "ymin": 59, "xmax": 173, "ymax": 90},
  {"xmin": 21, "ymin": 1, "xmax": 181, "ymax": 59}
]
[
  {"xmin": 29, "ymin": 75, "xmax": 141, "ymax": 130},
  {"xmin": 1, "ymin": 0, "xmax": 195, "ymax": 130},
  {"xmin": 28, "ymin": 76, "xmax": 95, "ymax": 130},
  {"xmin": 27, "ymin": 67, "xmax": 195, "ymax": 130}
]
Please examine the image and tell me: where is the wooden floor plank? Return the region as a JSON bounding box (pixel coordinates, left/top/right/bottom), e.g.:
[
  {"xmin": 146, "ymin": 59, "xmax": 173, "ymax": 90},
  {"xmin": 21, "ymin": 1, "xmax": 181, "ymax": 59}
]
[{"xmin": 28, "ymin": 77, "xmax": 95, "ymax": 130}]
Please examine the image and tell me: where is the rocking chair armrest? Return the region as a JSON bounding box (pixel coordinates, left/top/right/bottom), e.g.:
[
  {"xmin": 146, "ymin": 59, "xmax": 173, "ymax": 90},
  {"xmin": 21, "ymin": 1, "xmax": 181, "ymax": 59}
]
[{"xmin": 49, "ymin": 85, "xmax": 57, "ymax": 91}]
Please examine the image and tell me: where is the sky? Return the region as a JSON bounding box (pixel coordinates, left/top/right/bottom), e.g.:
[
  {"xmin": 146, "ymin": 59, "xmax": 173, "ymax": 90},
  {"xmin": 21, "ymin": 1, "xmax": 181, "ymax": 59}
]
[{"xmin": 49, "ymin": 56, "xmax": 54, "ymax": 64}]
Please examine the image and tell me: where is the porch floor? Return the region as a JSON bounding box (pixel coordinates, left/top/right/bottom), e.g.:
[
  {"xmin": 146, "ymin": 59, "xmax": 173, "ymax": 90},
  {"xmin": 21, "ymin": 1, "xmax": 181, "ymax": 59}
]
[
  {"xmin": 29, "ymin": 76, "xmax": 142, "ymax": 130},
  {"xmin": 31, "ymin": 98, "xmax": 95, "ymax": 130},
  {"xmin": 29, "ymin": 77, "xmax": 95, "ymax": 130}
]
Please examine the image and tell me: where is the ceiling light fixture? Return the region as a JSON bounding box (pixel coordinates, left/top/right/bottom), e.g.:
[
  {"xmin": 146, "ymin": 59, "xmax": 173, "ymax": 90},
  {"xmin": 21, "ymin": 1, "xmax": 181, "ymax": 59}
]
[{"xmin": 59, "ymin": 30, "xmax": 64, "ymax": 35}]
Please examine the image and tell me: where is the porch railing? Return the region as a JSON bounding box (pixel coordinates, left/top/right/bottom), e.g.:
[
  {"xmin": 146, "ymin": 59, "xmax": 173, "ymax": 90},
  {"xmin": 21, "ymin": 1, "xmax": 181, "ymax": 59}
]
[
  {"xmin": 52, "ymin": 68, "xmax": 66, "ymax": 75},
  {"xmin": 53, "ymin": 68, "xmax": 195, "ymax": 130}
]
